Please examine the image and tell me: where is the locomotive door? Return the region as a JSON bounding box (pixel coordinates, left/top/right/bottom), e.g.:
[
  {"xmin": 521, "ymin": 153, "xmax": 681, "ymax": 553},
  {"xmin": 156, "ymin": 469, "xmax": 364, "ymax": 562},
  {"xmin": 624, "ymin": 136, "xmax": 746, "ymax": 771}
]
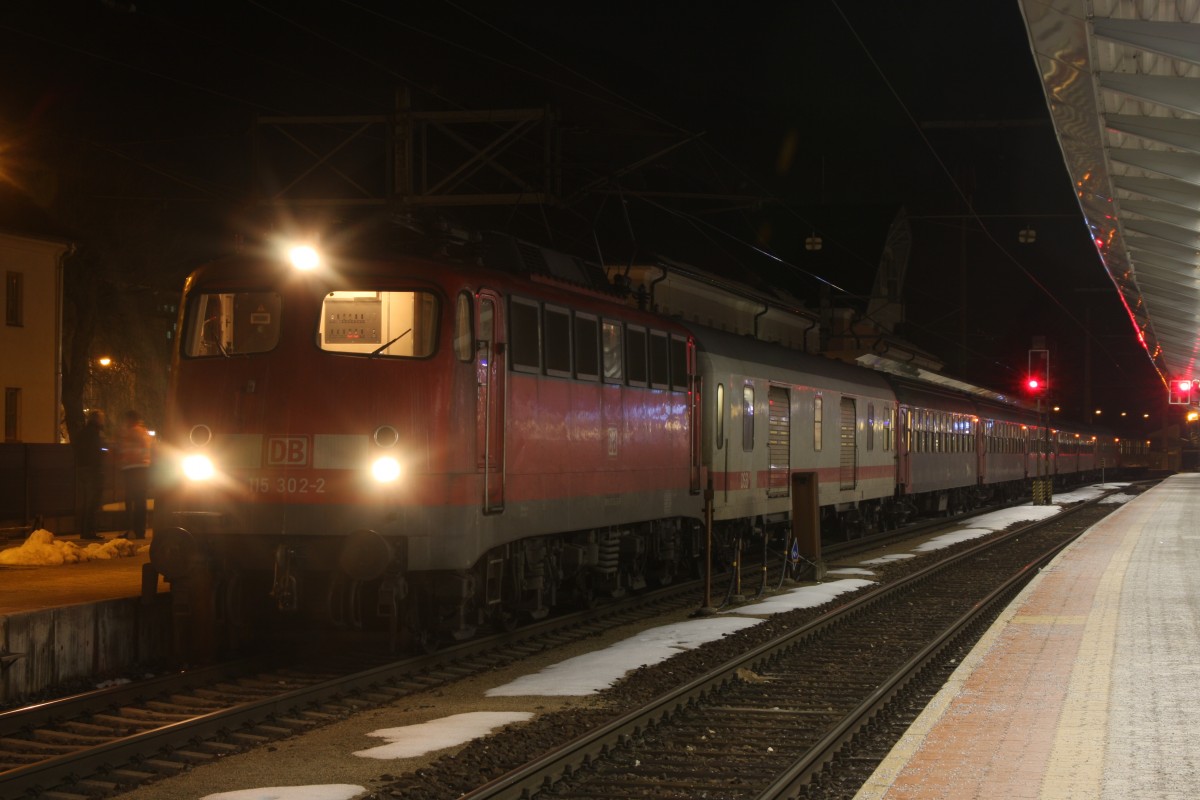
[{"xmin": 476, "ymin": 291, "xmax": 505, "ymax": 513}]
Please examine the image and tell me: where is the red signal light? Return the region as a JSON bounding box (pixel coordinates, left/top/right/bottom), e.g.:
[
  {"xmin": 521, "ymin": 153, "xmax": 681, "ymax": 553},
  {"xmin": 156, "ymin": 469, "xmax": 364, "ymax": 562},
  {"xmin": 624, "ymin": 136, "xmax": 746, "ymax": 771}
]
[
  {"xmin": 1178, "ymin": 380, "xmax": 1194, "ymax": 393},
  {"xmin": 1026, "ymin": 376, "xmax": 1046, "ymax": 392}
]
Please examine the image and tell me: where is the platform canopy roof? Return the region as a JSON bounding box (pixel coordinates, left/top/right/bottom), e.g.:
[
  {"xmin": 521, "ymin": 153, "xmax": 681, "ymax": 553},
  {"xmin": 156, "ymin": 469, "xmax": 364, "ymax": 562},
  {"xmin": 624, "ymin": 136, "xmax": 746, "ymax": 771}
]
[{"xmin": 1021, "ymin": 0, "xmax": 1200, "ymax": 397}]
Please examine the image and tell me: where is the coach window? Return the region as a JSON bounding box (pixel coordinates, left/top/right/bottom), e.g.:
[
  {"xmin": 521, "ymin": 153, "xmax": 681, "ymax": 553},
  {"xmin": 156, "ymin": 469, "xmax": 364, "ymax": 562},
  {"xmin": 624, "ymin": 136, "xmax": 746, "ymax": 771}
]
[
  {"xmin": 602, "ymin": 320, "xmax": 624, "ymax": 383},
  {"xmin": 716, "ymin": 383, "xmax": 725, "ymax": 449},
  {"xmin": 813, "ymin": 395, "xmax": 823, "ymax": 451},
  {"xmin": 626, "ymin": 325, "xmax": 648, "ymax": 386},
  {"xmin": 649, "ymin": 331, "xmax": 670, "ymax": 388},
  {"xmin": 574, "ymin": 312, "xmax": 600, "ymax": 381},
  {"xmin": 742, "ymin": 385, "xmax": 755, "ymax": 451},
  {"xmin": 509, "ymin": 297, "xmax": 541, "ymax": 373},
  {"xmin": 453, "ymin": 292, "xmax": 473, "ymax": 361},
  {"xmin": 670, "ymin": 335, "xmax": 689, "ymax": 391},
  {"xmin": 543, "ymin": 304, "xmax": 572, "ymax": 377},
  {"xmin": 867, "ymin": 403, "xmax": 875, "ymax": 451}
]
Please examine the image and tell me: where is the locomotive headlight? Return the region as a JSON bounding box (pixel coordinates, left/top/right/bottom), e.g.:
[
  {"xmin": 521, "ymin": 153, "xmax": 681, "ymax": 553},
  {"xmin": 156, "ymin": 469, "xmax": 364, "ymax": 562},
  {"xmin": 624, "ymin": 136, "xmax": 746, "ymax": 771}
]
[
  {"xmin": 371, "ymin": 455, "xmax": 402, "ymax": 483},
  {"xmin": 182, "ymin": 453, "xmax": 216, "ymax": 481},
  {"xmin": 288, "ymin": 244, "xmax": 320, "ymax": 271}
]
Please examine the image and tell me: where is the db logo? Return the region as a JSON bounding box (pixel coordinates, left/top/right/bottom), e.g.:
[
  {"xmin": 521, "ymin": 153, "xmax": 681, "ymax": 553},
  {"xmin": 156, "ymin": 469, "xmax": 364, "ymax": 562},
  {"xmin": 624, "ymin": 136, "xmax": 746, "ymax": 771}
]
[{"xmin": 267, "ymin": 436, "xmax": 309, "ymax": 467}]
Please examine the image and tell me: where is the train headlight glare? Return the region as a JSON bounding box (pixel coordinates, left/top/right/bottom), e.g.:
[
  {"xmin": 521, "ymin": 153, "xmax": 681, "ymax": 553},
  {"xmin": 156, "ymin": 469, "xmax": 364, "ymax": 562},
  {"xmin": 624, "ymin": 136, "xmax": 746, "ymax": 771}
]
[
  {"xmin": 182, "ymin": 454, "xmax": 215, "ymax": 481},
  {"xmin": 288, "ymin": 245, "xmax": 320, "ymax": 271},
  {"xmin": 371, "ymin": 456, "xmax": 402, "ymax": 483}
]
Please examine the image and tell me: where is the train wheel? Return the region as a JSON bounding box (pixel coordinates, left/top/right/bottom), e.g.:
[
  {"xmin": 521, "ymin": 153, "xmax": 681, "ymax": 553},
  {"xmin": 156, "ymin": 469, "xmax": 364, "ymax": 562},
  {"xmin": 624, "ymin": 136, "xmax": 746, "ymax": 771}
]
[
  {"xmin": 326, "ymin": 574, "xmax": 365, "ymax": 630},
  {"xmin": 492, "ymin": 607, "xmax": 520, "ymax": 632},
  {"xmin": 649, "ymin": 561, "xmax": 676, "ymax": 588},
  {"xmin": 571, "ymin": 574, "xmax": 597, "ymax": 610},
  {"xmin": 219, "ymin": 573, "xmax": 252, "ymax": 653},
  {"xmin": 401, "ymin": 588, "xmax": 439, "ymax": 654}
]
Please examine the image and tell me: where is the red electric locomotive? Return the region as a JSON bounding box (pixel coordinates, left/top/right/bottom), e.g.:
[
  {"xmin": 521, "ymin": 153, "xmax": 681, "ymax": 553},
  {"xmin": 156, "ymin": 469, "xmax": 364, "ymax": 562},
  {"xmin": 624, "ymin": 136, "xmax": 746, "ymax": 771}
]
[{"xmin": 153, "ymin": 232, "xmax": 704, "ymax": 653}]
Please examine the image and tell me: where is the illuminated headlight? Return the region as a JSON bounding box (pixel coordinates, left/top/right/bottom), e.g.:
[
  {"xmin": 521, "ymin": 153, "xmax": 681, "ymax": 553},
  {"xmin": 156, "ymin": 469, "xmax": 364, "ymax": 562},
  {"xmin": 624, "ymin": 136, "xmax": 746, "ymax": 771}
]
[
  {"xmin": 371, "ymin": 456, "xmax": 402, "ymax": 483},
  {"xmin": 182, "ymin": 454, "xmax": 216, "ymax": 481},
  {"xmin": 288, "ymin": 245, "xmax": 320, "ymax": 271}
]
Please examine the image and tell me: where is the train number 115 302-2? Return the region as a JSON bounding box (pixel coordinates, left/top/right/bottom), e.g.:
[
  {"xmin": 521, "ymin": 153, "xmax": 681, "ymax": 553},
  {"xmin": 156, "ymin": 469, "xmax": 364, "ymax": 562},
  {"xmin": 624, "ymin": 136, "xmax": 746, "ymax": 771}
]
[{"xmin": 247, "ymin": 477, "xmax": 326, "ymax": 494}]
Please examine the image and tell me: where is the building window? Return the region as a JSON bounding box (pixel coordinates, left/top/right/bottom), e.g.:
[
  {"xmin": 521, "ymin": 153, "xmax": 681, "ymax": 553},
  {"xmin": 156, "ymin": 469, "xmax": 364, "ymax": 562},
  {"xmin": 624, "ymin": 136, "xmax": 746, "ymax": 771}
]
[
  {"xmin": 5, "ymin": 272, "xmax": 23, "ymax": 327},
  {"xmin": 4, "ymin": 387, "xmax": 19, "ymax": 442}
]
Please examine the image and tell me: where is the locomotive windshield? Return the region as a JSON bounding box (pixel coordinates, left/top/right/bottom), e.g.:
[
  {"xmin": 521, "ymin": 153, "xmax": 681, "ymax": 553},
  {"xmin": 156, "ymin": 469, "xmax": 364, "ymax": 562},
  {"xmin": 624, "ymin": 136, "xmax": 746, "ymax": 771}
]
[
  {"xmin": 182, "ymin": 291, "xmax": 281, "ymax": 357},
  {"xmin": 319, "ymin": 290, "xmax": 438, "ymax": 358}
]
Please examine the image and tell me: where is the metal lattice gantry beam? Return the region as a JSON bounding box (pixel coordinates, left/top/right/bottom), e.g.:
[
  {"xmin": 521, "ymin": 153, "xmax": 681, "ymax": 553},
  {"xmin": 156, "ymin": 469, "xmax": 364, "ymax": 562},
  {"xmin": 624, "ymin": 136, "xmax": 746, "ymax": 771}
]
[{"xmin": 1020, "ymin": 0, "xmax": 1200, "ymax": 392}]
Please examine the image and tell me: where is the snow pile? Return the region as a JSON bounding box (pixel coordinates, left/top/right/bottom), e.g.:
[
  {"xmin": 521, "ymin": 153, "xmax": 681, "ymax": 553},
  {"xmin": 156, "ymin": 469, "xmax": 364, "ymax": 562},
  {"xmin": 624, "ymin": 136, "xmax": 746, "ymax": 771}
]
[
  {"xmin": 353, "ymin": 711, "xmax": 533, "ymax": 759},
  {"xmin": 0, "ymin": 529, "xmax": 145, "ymax": 566},
  {"xmin": 202, "ymin": 787, "xmax": 365, "ymax": 800}
]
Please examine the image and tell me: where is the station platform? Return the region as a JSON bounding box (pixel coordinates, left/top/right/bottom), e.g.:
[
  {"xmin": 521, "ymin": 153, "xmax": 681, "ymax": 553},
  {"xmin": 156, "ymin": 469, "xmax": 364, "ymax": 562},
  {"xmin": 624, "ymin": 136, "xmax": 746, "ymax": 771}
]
[
  {"xmin": 0, "ymin": 524, "xmax": 171, "ymax": 705},
  {"xmin": 0, "ymin": 528, "xmax": 159, "ymax": 616},
  {"xmin": 855, "ymin": 472, "xmax": 1200, "ymax": 800}
]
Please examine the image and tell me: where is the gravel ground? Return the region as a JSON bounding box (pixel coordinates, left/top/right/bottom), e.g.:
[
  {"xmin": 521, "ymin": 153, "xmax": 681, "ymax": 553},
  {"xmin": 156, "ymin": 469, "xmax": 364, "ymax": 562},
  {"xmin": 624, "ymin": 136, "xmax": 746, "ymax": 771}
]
[
  {"xmin": 108, "ymin": 500, "xmax": 1128, "ymax": 800},
  {"xmin": 106, "ymin": 550, "xmax": 942, "ymax": 800}
]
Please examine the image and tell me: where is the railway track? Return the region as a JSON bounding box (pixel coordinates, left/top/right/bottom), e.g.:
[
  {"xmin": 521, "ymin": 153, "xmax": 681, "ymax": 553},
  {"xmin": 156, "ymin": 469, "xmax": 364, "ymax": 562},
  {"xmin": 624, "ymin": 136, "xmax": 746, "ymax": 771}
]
[
  {"xmin": 0, "ymin": 584, "xmax": 700, "ymax": 799},
  {"xmin": 398, "ymin": 492, "xmax": 1125, "ymax": 800},
  {"xmin": 0, "ymin": 484, "xmax": 1132, "ymax": 799}
]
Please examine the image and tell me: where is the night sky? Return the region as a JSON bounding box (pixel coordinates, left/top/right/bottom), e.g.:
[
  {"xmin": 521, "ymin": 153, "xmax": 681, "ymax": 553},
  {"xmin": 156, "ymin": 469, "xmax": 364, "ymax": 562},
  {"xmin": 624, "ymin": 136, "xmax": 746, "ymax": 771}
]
[{"xmin": 0, "ymin": 0, "xmax": 1166, "ymax": 428}]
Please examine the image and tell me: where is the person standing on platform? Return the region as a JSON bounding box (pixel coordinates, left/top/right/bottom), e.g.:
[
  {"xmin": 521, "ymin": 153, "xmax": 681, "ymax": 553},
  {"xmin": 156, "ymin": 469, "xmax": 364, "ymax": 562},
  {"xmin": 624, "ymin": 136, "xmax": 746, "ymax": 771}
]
[
  {"xmin": 75, "ymin": 410, "xmax": 106, "ymax": 540},
  {"xmin": 116, "ymin": 409, "xmax": 151, "ymax": 540}
]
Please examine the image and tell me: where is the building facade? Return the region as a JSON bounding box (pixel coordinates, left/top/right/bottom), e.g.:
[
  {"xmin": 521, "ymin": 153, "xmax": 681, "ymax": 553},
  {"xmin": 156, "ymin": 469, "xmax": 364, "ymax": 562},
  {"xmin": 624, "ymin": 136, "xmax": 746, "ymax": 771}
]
[{"xmin": 1, "ymin": 230, "xmax": 71, "ymax": 443}]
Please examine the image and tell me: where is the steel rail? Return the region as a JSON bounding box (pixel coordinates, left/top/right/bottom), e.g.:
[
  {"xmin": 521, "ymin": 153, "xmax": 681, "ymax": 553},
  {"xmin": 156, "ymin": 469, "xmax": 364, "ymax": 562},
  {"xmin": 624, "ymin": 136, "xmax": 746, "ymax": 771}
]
[
  {"xmin": 0, "ymin": 581, "xmax": 699, "ymax": 798},
  {"xmin": 753, "ymin": 523, "xmax": 1079, "ymax": 798},
  {"xmin": 456, "ymin": 491, "xmax": 1117, "ymax": 800}
]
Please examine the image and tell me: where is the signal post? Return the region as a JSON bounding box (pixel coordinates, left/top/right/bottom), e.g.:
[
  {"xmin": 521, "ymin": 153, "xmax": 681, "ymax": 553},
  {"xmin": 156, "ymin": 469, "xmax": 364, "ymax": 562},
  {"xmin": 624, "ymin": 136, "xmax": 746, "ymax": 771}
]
[{"xmin": 1027, "ymin": 346, "xmax": 1053, "ymax": 505}]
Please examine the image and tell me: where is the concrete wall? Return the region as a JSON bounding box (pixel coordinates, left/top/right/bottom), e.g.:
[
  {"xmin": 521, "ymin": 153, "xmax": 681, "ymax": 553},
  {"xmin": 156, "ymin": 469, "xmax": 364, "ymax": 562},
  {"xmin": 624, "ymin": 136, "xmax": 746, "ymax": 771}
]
[{"xmin": 0, "ymin": 593, "xmax": 173, "ymax": 706}]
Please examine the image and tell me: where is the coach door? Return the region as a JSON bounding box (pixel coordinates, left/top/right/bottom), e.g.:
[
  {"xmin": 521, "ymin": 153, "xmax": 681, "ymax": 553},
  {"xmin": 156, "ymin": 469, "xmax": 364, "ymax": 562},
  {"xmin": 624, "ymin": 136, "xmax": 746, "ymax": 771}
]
[
  {"xmin": 839, "ymin": 397, "xmax": 857, "ymax": 490},
  {"xmin": 896, "ymin": 407, "xmax": 912, "ymax": 490},
  {"xmin": 476, "ymin": 291, "xmax": 505, "ymax": 513},
  {"xmin": 767, "ymin": 385, "xmax": 791, "ymax": 497}
]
